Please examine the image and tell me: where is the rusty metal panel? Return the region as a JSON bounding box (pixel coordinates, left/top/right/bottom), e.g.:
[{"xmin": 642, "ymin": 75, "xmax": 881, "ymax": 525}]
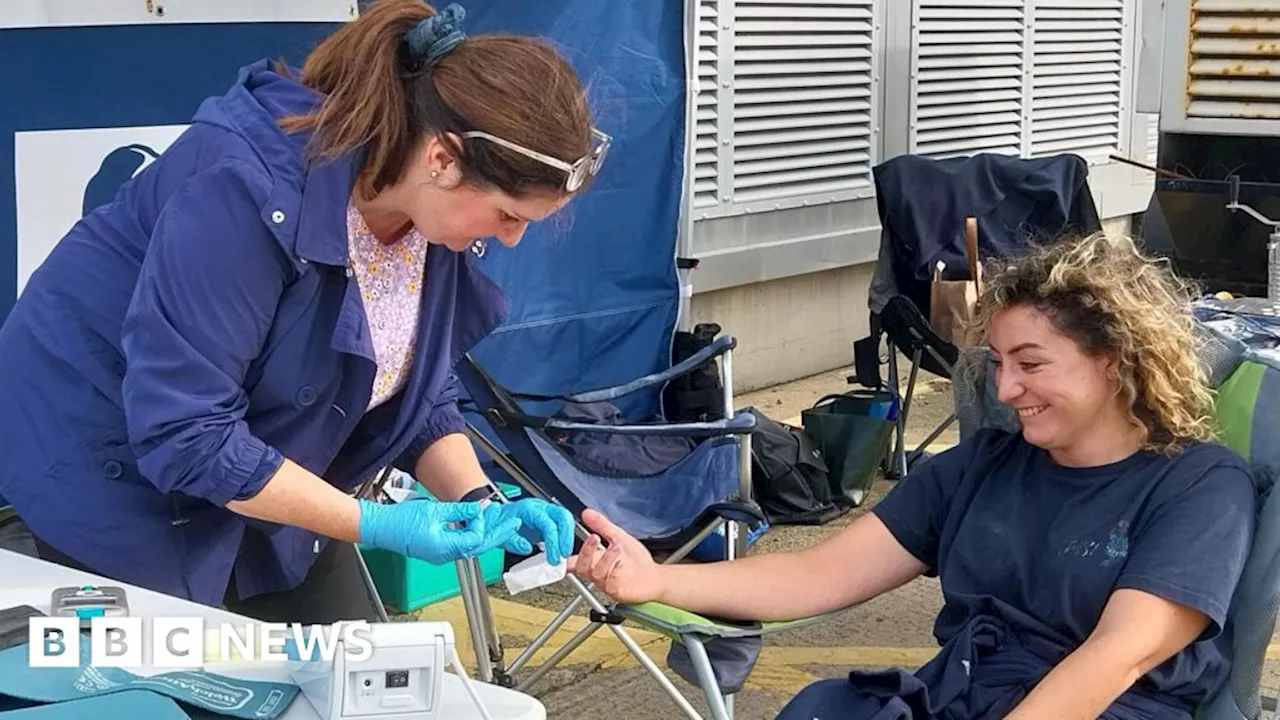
[
  {"xmin": 1191, "ymin": 78, "xmax": 1280, "ymax": 96},
  {"xmin": 1188, "ymin": 99, "xmax": 1280, "ymax": 116},
  {"xmin": 1191, "ymin": 54, "xmax": 1280, "ymax": 73},
  {"xmin": 1187, "ymin": 0, "xmax": 1280, "ymax": 118},
  {"xmin": 1193, "ymin": 0, "xmax": 1280, "ymax": 11}
]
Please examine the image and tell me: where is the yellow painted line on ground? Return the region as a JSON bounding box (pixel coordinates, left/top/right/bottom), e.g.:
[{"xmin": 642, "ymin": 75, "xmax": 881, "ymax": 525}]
[
  {"xmin": 761, "ymin": 645, "xmax": 939, "ymax": 668},
  {"xmin": 740, "ymin": 664, "xmax": 824, "ymax": 695}
]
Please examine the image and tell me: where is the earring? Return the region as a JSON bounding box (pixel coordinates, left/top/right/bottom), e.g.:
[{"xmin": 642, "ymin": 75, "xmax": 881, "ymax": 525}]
[{"xmin": 431, "ymin": 170, "xmax": 439, "ymax": 178}]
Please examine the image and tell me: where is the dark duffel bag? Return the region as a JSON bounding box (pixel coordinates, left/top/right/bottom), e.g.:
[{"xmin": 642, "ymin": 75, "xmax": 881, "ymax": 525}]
[{"xmin": 746, "ymin": 408, "xmax": 846, "ymax": 526}]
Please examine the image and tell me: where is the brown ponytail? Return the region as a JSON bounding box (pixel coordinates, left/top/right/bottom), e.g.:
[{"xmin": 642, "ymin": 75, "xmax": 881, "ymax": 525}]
[{"xmin": 279, "ymin": 0, "xmax": 593, "ymax": 200}]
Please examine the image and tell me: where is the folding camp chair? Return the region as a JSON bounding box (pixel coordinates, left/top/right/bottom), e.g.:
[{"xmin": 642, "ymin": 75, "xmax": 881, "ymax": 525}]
[
  {"xmin": 856, "ymin": 296, "xmax": 963, "ymax": 480},
  {"xmin": 447, "ymin": 334, "xmax": 819, "ymax": 720},
  {"xmin": 1191, "ymin": 299, "xmax": 1280, "ymax": 720},
  {"xmin": 952, "ymin": 302, "xmax": 1280, "ymax": 719},
  {"xmin": 853, "ymin": 152, "xmax": 1101, "ymax": 479}
]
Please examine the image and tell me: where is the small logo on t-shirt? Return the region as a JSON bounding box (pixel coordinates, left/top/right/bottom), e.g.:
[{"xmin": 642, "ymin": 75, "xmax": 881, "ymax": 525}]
[
  {"xmin": 1058, "ymin": 520, "xmax": 1130, "ymax": 566},
  {"xmin": 1102, "ymin": 520, "xmax": 1130, "ymax": 566}
]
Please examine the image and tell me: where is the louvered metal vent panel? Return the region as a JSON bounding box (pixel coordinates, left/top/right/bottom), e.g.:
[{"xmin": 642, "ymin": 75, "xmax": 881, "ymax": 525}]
[
  {"xmin": 1028, "ymin": 0, "xmax": 1124, "ymax": 159},
  {"xmin": 912, "ymin": 0, "xmax": 1026, "ymax": 158},
  {"xmin": 731, "ymin": 0, "xmax": 876, "ymax": 203},
  {"xmin": 694, "ymin": 0, "xmax": 721, "ymax": 208}
]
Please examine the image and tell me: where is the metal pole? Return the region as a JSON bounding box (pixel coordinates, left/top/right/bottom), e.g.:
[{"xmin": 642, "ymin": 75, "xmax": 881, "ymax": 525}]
[
  {"xmin": 506, "ymin": 594, "xmax": 586, "ymax": 676},
  {"xmin": 720, "ymin": 349, "xmax": 746, "ymax": 560},
  {"xmin": 469, "ymin": 558, "xmax": 506, "ymax": 676},
  {"xmin": 719, "ymin": 342, "xmax": 745, "ymax": 720},
  {"xmin": 513, "ymin": 619, "xmax": 601, "ymax": 693},
  {"xmin": 455, "ymin": 559, "xmax": 494, "ymax": 683},
  {"xmin": 567, "ymin": 575, "xmax": 707, "ymax": 720},
  {"xmin": 1269, "ymin": 227, "xmax": 1280, "ymax": 302},
  {"xmin": 675, "ymin": 0, "xmax": 698, "ymax": 332},
  {"xmin": 352, "ymin": 546, "xmax": 390, "ymax": 624},
  {"xmin": 667, "ymin": 518, "xmax": 726, "ymax": 564},
  {"xmin": 914, "ymin": 413, "xmax": 956, "ymax": 453},
  {"xmin": 682, "ymin": 636, "xmax": 733, "ymax": 720},
  {"xmin": 887, "ymin": 348, "xmax": 905, "ymax": 478}
]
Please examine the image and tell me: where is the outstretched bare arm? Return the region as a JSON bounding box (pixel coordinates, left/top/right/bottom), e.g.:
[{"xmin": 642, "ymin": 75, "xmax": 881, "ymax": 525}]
[{"xmin": 569, "ymin": 508, "xmax": 927, "ymax": 622}]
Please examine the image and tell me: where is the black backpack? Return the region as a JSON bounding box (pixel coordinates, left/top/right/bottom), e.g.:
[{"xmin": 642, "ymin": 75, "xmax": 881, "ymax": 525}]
[
  {"xmin": 745, "ymin": 408, "xmax": 848, "ymax": 526},
  {"xmin": 663, "ymin": 323, "xmax": 727, "ymax": 423}
]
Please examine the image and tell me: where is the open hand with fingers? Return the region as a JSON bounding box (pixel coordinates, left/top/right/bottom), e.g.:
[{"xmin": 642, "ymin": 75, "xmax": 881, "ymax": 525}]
[{"xmin": 566, "ymin": 508, "xmax": 666, "ymax": 605}]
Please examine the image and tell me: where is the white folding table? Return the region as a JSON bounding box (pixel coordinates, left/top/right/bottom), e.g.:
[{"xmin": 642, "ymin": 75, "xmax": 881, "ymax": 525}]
[{"xmin": 0, "ymin": 549, "xmax": 544, "ymax": 720}]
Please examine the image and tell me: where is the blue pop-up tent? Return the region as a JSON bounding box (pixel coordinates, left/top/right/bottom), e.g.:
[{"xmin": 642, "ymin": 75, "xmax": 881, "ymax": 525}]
[
  {"xmin": 448, "ymin": 0, "xmax": 687, "ymax": 419},
  {"xmin": 0, "ymin": 10, "xmax": 349, "ymax": 315},
  {"xmin": 0, "ymin": 8, "xmax": 363, "ymax": 515}
]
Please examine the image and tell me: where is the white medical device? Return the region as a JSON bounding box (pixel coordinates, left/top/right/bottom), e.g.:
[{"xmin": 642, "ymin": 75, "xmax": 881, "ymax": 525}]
[{"xmin": 287, "ymin": 621, "xmax": 492, "ymax": 720}]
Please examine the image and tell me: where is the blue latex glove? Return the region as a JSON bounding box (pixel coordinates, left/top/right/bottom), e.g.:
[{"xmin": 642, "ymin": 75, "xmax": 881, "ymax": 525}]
[
  {"xmin": 481, "ymin": 499, "xmax": 576, "ymax": 566},
  {"xmin": 358, "ymin": 498, "xmax": 523, "ymax": 565}
]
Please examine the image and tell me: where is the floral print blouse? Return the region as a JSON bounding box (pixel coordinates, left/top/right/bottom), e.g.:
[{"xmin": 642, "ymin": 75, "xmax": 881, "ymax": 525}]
[{"xmin": 346, "ymin": 200, "xmax": 429, "ymax": 411}]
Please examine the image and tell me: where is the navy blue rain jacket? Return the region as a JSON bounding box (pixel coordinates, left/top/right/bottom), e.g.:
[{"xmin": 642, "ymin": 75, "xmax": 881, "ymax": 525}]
[{"xmin": 0, "ymin": 60, "xmax": 508, "ymax": 605}]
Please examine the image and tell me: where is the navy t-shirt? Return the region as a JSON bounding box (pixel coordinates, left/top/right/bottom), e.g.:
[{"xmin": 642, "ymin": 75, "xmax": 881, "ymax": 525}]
[{"xmin": 873, "ymin": 429, "xmax": 1257, "ymax": 711}]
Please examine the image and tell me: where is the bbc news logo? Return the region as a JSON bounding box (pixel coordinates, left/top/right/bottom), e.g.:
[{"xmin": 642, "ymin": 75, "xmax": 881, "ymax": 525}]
[{"xmin": 28, "ymin": 617, "xmax": 374, "ymax": 668}]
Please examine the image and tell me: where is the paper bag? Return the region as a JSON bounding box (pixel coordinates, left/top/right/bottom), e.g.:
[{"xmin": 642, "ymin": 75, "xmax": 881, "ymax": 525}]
[
  {"xmin": 928, "ymin": 217, "xmax": 984, "ymax": 347},
  {"xmin": 930, "ymin": 274, "xmax": 979, "ymax": 346}
]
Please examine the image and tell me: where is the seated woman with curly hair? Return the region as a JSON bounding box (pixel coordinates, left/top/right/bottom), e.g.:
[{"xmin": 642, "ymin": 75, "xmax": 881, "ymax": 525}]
[{"xmin": 569, "ymin": 232, "xmax": 1257, "ymax": 720}]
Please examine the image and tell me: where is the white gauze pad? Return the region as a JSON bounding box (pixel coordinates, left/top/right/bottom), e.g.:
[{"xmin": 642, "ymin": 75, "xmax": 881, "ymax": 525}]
[{"xmin": 502, "ymin": 551, "xmax": 567, "ymax": 595}]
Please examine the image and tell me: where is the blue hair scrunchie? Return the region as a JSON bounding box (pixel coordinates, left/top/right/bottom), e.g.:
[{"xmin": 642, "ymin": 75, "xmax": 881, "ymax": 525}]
[{"xmin": 405, "ymin": 3, "xmax": 467, "ymax": 66}]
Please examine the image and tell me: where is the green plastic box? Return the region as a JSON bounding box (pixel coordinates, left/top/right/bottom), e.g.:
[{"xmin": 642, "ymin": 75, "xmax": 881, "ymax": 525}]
[{"xmin": 359, "ymin": 482, "xmax": 521, "ymax": 613}]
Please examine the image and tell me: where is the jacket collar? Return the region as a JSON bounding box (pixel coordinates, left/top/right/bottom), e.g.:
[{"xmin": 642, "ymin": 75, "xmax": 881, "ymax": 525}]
[
  {"xmin": 293, "ymin": 148, "xmax": 363, "ymax": 268},
  {"xmin": 197, "ymin": 60, "xmax": 358, "ymax": 271}
]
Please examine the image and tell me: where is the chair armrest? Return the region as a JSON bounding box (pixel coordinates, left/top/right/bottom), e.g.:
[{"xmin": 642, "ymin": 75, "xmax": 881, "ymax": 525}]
[
  {"xmin": 616, "ymin": 602, "xmax": 835, "ymax": 640},
  {"xmin": 543, "ymin": 408, "xmax": 756, "ymax": 437},
  {"xmin": 563, "ymin": 336, "xmax": 737, "ymax": 403}
]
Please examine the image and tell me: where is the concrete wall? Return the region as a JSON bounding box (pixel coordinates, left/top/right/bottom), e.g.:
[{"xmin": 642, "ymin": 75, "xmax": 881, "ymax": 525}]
[
  {"xmin": 691, "ymin": 212, "xmax": 1139, "ymax": 394},
  {"xmin": 688, "ymin": 261, "xmax": 876, "ymax": 393}
]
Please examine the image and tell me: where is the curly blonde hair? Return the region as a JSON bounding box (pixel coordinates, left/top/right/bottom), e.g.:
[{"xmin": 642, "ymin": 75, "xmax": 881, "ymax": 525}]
[{"xmin": 968, "ymin": 231, "xmax": 1216, "ymax": 453}]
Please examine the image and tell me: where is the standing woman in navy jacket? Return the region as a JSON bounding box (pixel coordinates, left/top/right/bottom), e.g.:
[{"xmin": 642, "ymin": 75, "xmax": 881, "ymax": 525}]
[{"xmin": 0, "ymin": 0, "xmax": 599, "ymax": 622}]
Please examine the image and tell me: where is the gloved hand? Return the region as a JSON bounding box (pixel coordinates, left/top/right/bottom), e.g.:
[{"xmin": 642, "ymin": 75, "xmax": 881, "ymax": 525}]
[
  {"xmin": 358, "ymin": 498, "xmax": 524, "ymax": 565},
  {"xmin": 481, "ymin": 498, "xmax": 576, "ymax": 566}
]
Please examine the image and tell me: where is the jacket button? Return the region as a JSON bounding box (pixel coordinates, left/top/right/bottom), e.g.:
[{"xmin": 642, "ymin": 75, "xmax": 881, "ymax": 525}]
[
  {"xmin": 103, "ymin": 461, "xmax": 122, "ymax": 479},
  {"xmin": 297, "ymin": 386, "xmax": 317, "ymax": 406},
  {"xmin": 271, "ymin": 210, "xmax": 286, "ymax": 224}
]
